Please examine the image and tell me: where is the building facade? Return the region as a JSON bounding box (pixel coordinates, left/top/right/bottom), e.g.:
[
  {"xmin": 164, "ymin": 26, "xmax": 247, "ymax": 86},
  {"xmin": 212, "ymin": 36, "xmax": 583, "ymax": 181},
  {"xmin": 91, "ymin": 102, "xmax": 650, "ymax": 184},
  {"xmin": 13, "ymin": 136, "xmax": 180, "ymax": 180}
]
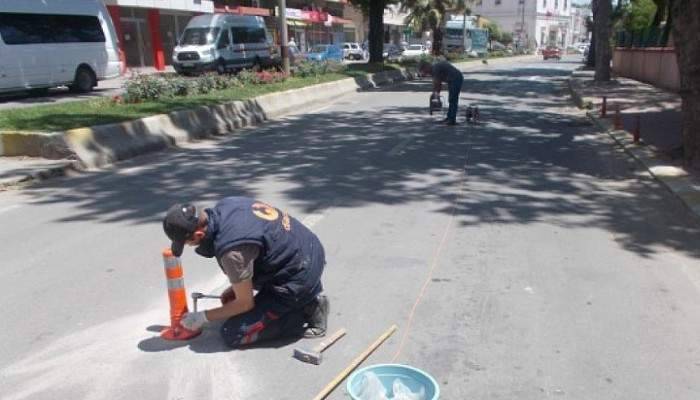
[
  {"xmin": 470, "ymin": 0, "xmax": 575, "ymax": 49},
  {"xmin": 568, "ymin": 4, "xmax": 591, "ymax": 45},
  {"xmin": 345, "ymin": 3, "xmax": 413, "ymax": 46},
  {"xmin": 103, "ymin": 0, "xmax": 215, "ymax": 71},
  {"xmin": 104, "ymin": 0, "xmax": 355, "ymax": 71}
]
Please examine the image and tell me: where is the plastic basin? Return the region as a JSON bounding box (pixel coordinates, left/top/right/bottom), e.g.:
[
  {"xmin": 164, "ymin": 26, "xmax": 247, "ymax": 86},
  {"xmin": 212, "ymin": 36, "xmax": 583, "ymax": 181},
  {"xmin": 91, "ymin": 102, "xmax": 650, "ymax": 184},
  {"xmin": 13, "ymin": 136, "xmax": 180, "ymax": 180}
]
[{"xmin": 346, "ymin": 363, "xmax": 440, "ymax": 400}]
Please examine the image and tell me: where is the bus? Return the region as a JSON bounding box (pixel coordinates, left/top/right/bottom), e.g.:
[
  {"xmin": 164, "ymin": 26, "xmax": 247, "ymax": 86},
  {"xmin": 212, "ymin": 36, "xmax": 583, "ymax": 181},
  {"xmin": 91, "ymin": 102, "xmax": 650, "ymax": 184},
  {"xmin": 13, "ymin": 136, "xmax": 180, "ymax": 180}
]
[
  {"xmin": 0, "ymin": 0, "xmax": 121, "ymax": 94},
  {"xmin": 444, "ymin": 17, "xmax": 489, "ymax": 56}
]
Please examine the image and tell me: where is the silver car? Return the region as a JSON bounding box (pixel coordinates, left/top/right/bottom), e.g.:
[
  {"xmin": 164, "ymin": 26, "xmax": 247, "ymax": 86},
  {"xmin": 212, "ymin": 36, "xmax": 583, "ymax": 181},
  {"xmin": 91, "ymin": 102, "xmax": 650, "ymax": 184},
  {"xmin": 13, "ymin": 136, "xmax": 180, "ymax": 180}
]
[{"xmin": 342, "ymin": 42, "xmax": 364, "ymax": 60}]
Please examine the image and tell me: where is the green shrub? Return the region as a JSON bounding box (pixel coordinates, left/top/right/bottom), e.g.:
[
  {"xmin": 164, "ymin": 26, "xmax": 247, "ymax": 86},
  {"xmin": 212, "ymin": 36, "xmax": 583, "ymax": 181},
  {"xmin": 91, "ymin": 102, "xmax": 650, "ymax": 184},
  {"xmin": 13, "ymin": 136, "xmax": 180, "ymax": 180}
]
[
  {"xmin": 238, "ymin": 69, "xmax": 262, "ymax": 85},
  {"xmin": 163, "ymin": 75, "xmax": 194, "ymax": 97},
  {"xmin": 124, "ymin": 74, "xmax": 169, "ymax": 102},
  {"xmin": 325, "ymin": 61, "xmax": 345, "ymax": 74},
  {"xmin": 195, "ymin": 73, "xmax": 218, "ymax": 94},
  {"xmin": 293, "ymin": 60, "xmax": 338, "ymax": 77}
]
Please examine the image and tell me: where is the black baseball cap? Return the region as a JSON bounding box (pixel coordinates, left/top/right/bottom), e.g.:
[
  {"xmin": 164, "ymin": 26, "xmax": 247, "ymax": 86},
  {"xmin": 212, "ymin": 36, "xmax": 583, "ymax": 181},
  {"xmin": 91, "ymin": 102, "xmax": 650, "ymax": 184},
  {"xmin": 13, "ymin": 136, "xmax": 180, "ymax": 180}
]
[{"xmin": 163, "ymin": 203, "xmax": 199, "ymax": 257}]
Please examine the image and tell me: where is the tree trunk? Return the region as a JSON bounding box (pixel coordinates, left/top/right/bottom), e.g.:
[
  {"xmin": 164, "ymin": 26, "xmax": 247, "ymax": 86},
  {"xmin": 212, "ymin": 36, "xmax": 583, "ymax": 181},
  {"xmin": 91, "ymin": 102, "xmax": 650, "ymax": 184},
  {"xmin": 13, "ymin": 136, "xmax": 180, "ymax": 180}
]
[
  {"xmin": 671, "ymin": 0, "xmax": 700, "ymax": 166},
  {"xmin": 651, "ymin": 0, "xmax": 667, "ymax": 27},
  {"xmin": 433, "ymin": 27, "xmax": 443, "ymax": 56},
  {"xmin": 594, "ymin": 0, "xmax": 612, "ymax": 81},
  {"xmin": 368, "ymin": 0, "xmax": 385, "ymax": 63}
]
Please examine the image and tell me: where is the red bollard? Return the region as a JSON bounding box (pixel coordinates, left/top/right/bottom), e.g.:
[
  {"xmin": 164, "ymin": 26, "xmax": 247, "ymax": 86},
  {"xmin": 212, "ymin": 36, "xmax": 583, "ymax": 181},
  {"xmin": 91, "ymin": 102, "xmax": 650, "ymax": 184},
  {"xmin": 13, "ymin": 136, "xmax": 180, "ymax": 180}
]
[
  {"xmin": 601, "ymin": 96, "xmax": 607, "ymax": 118},
  {"xmin": 633, "ymin": 115, "xmax": 641, "ymax": 143},
  {"xmin": 161, "ymin": 248, "xmax": 201, "ymax": 341},
  {"xmin": 614, "ymin": 106, "xmax": 623, "ymax": 130}
]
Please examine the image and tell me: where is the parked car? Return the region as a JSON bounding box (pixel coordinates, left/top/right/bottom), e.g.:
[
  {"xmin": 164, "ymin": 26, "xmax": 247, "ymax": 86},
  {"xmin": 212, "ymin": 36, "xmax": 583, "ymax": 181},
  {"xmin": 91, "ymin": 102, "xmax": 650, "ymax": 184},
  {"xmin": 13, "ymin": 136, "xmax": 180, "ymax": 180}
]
[
  {"xmin": 383, "ymin": 43, "xmax": 403, "ymax": 61},
  {"xmin": 305, "ymin": 44, "xmax": 344, "ymax": 62},
  {"xmin": 0, "ymin": 0, "xmax": 121, "ymax": 94},
  {"xmin": 542, "ymin": 47, "xmax": 562, "ymax": 60},
  {"xmin": 572, "ymin": 42, "xmax": 589, "ymax": 54},
  {"xmin": 172, "ymin": 14, "xmax": 274, "ymax": 75},
  {"xmin": 401, "ymin": 44, "xmax": 427, "ymax": 59},
  {"xmin": 342, "ymin": 42, "xmax": 364, "ymax": 60}
]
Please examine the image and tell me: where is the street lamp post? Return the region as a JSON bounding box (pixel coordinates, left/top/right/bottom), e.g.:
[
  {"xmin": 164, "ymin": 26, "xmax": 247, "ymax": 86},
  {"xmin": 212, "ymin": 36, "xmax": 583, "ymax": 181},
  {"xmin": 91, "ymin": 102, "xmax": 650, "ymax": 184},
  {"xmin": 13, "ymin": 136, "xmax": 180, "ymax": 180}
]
[{"xmin": 278, "ymin": 0, "xmax": 290, "ymax": 75}]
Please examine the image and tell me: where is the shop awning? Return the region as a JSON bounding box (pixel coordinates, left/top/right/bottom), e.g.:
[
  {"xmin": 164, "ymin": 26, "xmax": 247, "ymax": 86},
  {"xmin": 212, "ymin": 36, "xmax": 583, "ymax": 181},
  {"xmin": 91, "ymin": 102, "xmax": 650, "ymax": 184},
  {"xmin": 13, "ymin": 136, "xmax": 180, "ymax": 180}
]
[
  {"xmin": 287, "ymin": 19, "xmax": 308, "ymax": 27},
  {"xmin": 215, "ymin": 6, "xmax": 271, "ymax": 17},
  {"xmin": 331, "ymin": 16, "xmax": 354, "ymax": 26}
]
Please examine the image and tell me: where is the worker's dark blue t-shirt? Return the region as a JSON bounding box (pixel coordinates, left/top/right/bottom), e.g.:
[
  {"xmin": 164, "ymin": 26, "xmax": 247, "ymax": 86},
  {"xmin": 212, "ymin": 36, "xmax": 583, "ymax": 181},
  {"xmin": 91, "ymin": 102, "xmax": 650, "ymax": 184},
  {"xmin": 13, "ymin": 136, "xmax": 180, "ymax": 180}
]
[
  {"xmin": 432, "ymin": 61, "xmax": 462, "ymax": 83},
  {"xmin": 202, "ymin": 197, "xmax": 324, "ymax": 305}
]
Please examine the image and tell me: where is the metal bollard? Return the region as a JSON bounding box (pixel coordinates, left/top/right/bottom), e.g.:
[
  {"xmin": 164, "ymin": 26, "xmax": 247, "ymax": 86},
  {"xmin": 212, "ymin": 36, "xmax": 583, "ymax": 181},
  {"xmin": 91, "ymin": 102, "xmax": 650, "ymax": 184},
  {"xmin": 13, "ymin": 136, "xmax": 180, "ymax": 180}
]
[
  {"xmin": 601, "ymin": 96, "xmax": 607, "ymax": 118},
  {"xmin": 614, "ymin": 105, "xmax": 623, "ymax": 130}
]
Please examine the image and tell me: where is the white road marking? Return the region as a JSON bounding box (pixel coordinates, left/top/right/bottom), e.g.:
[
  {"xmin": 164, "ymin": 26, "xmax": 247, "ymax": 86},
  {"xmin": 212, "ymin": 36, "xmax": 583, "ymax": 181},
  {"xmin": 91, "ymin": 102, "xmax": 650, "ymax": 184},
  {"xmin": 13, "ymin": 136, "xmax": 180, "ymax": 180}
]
[
  {"xmin": 302, "ymin": 213, "xmax": 325, "ymax": 228},
  {"xmin": 0, "ymin": 204, "xmax": 20, "ymax": 215},
  {"xmin": 308, "ymin": 104, "xmax": 334, "ymax": 113},
  {"xmin": 388, "ymin": 136, "xmax": 415, "ymax": 156}
]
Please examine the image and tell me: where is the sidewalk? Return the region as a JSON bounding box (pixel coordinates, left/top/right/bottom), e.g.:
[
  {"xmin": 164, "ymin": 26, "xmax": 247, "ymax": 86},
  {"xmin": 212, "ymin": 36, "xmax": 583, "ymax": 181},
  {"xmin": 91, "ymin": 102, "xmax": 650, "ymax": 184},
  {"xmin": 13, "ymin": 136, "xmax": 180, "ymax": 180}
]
[{"xmin": 568, "ymin": 69, "xmax": 700, "ymax": 219}]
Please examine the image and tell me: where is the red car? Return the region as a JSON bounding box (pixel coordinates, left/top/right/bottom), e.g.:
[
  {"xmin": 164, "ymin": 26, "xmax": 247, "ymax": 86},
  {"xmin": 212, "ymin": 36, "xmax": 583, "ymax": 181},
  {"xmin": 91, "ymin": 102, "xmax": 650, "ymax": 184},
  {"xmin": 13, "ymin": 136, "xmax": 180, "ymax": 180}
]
[{"xmin": 542, "ymin": 47, "xmax": 562, "ymax": 60}]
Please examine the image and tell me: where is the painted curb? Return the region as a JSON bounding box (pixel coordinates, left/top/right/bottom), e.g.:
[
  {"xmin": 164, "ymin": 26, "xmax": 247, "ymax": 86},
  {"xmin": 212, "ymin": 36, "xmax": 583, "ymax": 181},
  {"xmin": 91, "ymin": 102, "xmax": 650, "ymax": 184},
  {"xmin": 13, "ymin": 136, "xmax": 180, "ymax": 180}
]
[{"xmin": 570, "ymin": 80, "xmax": 700, "ymax": 221}]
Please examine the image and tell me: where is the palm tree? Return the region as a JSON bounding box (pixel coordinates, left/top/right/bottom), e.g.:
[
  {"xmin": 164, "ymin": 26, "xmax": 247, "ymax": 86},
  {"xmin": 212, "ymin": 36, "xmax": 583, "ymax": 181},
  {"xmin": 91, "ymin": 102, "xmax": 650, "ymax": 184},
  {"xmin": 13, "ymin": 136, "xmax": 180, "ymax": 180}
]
[{"xmin": 402, "ymin": 0, "xmax": 471, "ymax": 56}]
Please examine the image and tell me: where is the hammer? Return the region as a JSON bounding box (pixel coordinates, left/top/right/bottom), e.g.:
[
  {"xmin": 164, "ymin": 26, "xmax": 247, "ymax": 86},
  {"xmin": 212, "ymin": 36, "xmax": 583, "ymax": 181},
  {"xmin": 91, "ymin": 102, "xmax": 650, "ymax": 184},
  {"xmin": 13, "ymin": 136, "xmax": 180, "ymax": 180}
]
[
  {"xmin": 191, "ymin": 292, "xmax": 221, "ymax": 312},
  {"xmin": 293, "ymin": 328, "xmax": 347, "ymax": 365}
]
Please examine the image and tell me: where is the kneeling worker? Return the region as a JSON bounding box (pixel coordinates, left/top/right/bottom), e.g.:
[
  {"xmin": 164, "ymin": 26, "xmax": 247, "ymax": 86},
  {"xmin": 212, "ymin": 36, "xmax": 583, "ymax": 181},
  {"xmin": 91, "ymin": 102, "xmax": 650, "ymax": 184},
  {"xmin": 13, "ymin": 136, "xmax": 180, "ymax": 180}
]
[
  {"xmin": 162, "ymin": 197, "xmax": 329, "ymax": 348},
  {"xmin": 419, "ymin": 60, "xmax": 464, "ymax": 125}
]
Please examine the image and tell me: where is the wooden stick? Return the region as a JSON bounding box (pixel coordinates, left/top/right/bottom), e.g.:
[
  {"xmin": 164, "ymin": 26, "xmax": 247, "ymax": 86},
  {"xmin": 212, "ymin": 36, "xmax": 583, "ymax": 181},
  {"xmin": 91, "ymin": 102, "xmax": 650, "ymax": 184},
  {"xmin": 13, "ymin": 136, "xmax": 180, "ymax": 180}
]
[{"xmin": 312, "ymin": 324, "xmax": 398, "ymax": 400}]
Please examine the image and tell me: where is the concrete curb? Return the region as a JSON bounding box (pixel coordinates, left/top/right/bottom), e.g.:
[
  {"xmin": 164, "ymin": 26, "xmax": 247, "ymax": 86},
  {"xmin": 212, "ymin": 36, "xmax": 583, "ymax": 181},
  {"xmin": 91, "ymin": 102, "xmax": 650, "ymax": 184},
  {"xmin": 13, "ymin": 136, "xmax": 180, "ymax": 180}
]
[
  {"xmin": 567, "ymin": 78, "xmax": 593, "ymax": 109},
  {"xmin": 569, "ymin": 78, "xmax": 700, "ymax": 220}
]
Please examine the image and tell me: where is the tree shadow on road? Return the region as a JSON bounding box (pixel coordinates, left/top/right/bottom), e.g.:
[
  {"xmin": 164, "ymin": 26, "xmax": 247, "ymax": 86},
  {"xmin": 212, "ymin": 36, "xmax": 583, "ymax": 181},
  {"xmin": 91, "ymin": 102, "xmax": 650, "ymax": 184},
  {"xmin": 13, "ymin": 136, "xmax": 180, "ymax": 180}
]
[{"xmin": 18, "ymin": 67, "xmax": 700, "ymax": 260}]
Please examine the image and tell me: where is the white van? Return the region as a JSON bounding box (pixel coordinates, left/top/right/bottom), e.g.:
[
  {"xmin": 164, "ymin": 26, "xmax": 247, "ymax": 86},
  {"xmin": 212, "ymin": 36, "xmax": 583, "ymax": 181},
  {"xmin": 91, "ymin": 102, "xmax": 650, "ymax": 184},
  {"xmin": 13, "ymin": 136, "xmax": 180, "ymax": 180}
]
[
  {"xmin": 173, "ymin": 14, "xmax": 275, "ymax": 75},
  {"xmin": 0, "ymin": 0, "xmax": 121, "ymax": 94}
]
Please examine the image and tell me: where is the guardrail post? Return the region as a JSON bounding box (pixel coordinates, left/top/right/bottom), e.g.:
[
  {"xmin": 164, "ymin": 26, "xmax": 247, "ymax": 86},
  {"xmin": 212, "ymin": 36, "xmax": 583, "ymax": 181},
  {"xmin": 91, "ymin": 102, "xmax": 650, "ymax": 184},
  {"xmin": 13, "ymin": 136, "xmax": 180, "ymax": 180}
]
[{"xmin": 633, "ymin": 115, "xmax": 641, "ymax": 143}]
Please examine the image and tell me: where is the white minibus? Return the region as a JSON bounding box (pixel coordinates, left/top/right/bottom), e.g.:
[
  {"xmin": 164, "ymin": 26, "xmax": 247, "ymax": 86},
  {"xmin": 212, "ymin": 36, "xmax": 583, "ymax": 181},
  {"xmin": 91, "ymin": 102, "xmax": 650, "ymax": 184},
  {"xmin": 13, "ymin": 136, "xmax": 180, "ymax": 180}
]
[
  {"xmin": 0, "ymin": 0, "xmax": 121, "ymax": 94},
  {"xmin": 172, "ymin": 14, "xmax": 276, "ymax": 75}
]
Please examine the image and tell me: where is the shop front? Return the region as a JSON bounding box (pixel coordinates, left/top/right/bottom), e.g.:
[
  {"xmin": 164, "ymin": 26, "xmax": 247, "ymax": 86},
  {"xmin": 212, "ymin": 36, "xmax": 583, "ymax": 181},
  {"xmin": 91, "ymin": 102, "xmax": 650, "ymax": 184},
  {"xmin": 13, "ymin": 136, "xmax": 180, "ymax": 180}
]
[
  {"xmin": 285, "ymin": 8, "xmax": 353, "ymax": 51},
  {"xmin": 104, "ymin": 0, "xmax": 214, "ymax": 71}
]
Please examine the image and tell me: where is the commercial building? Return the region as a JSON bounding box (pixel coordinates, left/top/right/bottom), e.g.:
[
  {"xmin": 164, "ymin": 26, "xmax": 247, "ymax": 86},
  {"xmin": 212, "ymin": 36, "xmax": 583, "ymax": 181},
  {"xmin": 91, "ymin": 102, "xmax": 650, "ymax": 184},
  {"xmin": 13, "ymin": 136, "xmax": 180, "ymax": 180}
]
[
  {"xmin": 283, "ymin": 0, "xmax": 354, "ymax": 53},
  {"xmin": 345, "ymin": 3, "xmax": 413, "ymax": 46},
  {"xmin": 103, "ymin": 0, "xmax": 355, "ymax": 72},
  {"xmin": 103, "ymin": 0, "xmax": 215, "ymax": 71},
  {"xmin": 220, "ymin": 1, "xmax": 356, "ymax": 54},
  {"xmin": 469, "ymin": 0, "xmax": 577, "ymax": 49}
]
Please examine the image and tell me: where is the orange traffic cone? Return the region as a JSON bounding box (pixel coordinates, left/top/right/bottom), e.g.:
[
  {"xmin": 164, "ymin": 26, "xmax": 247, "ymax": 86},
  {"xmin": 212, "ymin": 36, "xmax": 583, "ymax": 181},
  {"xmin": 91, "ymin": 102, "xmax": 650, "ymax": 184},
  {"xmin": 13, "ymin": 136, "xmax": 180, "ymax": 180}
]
[{"xmin": 161, "ymin": 248, "xmax": 201, "ymax": 341}]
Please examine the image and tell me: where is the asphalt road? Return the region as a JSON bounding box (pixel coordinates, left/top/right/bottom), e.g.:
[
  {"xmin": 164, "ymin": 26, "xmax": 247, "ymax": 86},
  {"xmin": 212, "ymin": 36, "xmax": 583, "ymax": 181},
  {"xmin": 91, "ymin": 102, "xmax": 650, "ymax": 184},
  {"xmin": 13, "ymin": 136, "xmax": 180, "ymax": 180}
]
[{"xmin": 2, "ymin": 56, "xmax": 700, "ymax": 400}]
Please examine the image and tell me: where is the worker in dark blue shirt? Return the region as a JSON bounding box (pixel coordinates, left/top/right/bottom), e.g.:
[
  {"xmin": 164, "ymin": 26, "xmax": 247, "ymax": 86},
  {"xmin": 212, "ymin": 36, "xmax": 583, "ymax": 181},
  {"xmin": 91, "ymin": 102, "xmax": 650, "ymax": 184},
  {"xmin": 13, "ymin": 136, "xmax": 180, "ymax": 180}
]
[
  {"xmin": 162, "ymin": 197, "xmax": 328, "ymax": 348},
  {"xmin": 420, "ymin": 60, "xmax": 464, "ymax": 125}
]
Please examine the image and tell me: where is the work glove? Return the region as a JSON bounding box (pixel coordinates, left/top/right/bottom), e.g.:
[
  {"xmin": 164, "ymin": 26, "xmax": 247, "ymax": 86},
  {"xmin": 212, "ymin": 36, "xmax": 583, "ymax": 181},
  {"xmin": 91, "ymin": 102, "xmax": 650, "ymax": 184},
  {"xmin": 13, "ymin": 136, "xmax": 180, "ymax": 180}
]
[{"xmin": 180, "ymin": 311, "xmax": 208, "ymax": 331}]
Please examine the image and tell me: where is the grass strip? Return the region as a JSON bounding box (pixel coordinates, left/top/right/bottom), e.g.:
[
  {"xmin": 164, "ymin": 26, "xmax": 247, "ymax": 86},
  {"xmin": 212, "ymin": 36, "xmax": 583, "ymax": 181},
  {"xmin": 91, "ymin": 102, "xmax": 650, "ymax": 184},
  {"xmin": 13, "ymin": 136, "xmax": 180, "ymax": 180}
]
[{"xmin": 0, "ymin": 73, "xmax": 350, "ymax": 132}]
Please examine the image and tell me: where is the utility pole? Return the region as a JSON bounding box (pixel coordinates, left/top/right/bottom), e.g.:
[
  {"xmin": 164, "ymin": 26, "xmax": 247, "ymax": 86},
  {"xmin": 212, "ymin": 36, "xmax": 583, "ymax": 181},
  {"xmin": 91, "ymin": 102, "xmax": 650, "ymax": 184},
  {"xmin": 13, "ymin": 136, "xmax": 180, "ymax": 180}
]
[
  {"xmin": 462, "ymin": 10, "xmax": 468, "ymax": 53},
  {"xmin": 519, "ymin": 0, "xmax": 526, "ymax": 49},
  {"xmin": 278, "ymin": 0, "xmax": 290, "ymax": 75}
]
